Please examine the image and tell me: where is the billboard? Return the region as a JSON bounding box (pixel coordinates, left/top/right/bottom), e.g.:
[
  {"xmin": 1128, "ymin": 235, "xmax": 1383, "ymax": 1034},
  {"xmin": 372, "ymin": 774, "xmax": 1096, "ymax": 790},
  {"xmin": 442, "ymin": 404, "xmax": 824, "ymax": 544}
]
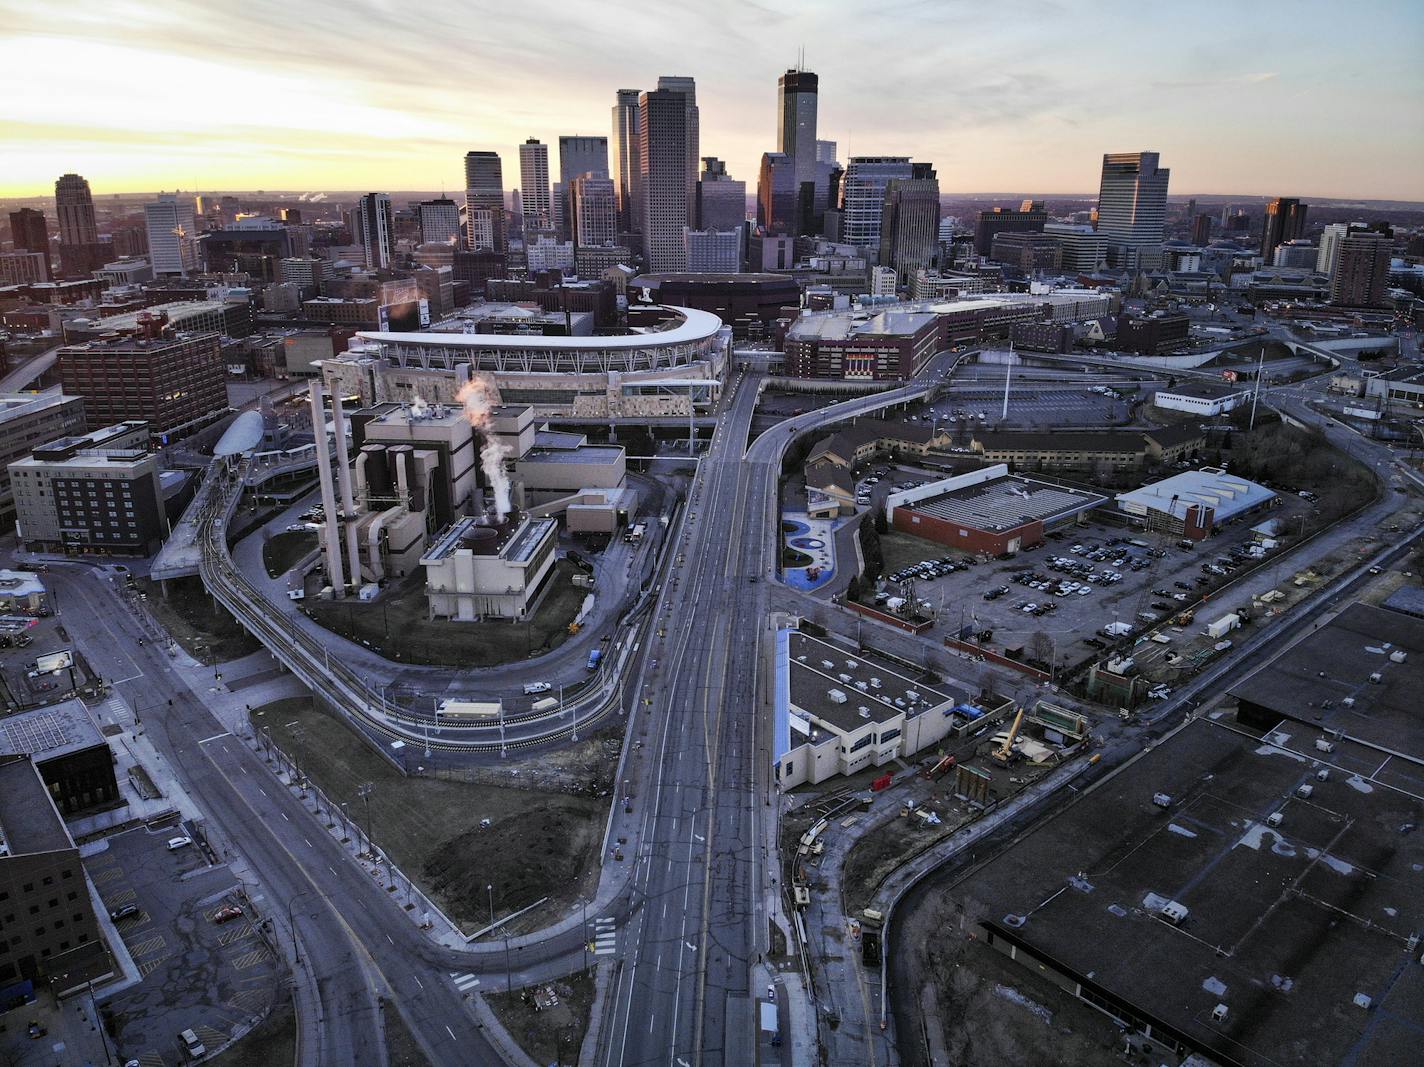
[{"xmin": 35, "ymin": 649, "xmax": 73, "ymax": 673}]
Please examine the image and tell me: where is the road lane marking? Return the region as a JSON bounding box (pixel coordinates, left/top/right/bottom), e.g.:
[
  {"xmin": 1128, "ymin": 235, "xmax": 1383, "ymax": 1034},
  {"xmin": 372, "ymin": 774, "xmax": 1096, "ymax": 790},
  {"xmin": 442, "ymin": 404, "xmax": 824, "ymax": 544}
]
[
  {"xmin": 198, "ymin": 731, "xmax": 231, "ymax": 744},
  {"xmin": 414, "ymin": 975, "xmax": 423, "ymax": 989},
  {"xmin": 446, "ymin": 1025, "xmax": 456, "ymax": 1040},
  {"xmin": 281, "ymin": 812, "xmax": 289, "ymax": 821},
  {"xmin": 258, "ymin": 787, "xmax": 267, "ymax": 797},
  {"xmin": 304, "ymin": 838, "xmax": 313, "ymax": 848}
]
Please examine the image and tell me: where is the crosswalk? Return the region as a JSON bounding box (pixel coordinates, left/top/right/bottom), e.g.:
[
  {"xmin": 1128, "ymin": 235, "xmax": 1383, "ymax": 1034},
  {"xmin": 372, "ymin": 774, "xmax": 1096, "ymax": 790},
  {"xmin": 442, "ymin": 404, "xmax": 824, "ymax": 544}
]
[
  {"xmin": 592, "ymin": 916, "xmax": 617, "ymax": 956},
  {"xmin": 103, "ymin": 694, "xmax": 133, "ymax": 729},
  {"xmin": 450, "ymin": 971, "xmax": 481, "ymax": 993}
]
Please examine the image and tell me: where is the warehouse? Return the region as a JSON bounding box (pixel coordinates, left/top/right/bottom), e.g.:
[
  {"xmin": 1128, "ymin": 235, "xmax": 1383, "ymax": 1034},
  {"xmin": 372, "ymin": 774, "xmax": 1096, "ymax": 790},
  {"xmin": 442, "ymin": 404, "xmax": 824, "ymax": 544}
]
[
  {"xmin": 1152, "ymin": 381, "xmax": 1252, "ymax": 416},
  {"xmin": 886, "ymin": 464, "xmax": 1106, "ymax": 555},
  {"xmin": 954, "ymin": 714, "xmax": 1423, "ymax": 1067},
  {"xmin": 1115, "ymin": 467, "xmax": 1276, "ymax": 539}
]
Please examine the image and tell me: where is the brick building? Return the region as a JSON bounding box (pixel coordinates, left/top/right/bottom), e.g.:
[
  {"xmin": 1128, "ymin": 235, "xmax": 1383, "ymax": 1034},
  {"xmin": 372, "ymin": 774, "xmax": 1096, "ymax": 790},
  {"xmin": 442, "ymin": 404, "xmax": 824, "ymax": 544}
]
[{"xmin": 57, "ymin": 330, "xmax": 227, "ymax": 438}]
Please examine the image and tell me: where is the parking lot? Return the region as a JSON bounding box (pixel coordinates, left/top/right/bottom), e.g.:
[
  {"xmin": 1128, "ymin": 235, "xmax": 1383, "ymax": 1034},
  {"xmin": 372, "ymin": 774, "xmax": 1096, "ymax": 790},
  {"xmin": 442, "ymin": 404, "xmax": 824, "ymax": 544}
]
[
  {"xmin": 87, "ymin": 825, "xmax": 281, "ymax": 1065},
  {"xmin": 873, "ymin": 514, "xmax": 1285, "ymax": 672},
  {"xmin": 900, "ymin": 383, "xmax": 1135, "ymax": 432}
]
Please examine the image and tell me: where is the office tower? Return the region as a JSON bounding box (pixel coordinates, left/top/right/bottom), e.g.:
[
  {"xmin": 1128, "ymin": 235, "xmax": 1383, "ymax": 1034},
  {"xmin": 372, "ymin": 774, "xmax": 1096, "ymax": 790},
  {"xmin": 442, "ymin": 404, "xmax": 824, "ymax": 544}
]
[
  {"xmin": 656, "ymin": 76, "xmax": 699, "ymax": 219},
  {"xmin": 638, "ymin": 87, "xmax": 692, "ymax": 272},
  {"xmin": 974, "ymin": 200, "xmax": 1047, "ymax": 254},
  {"xmin": 417, "ymin": 198, "xmax": 461, "ymax": 245},
  {"xmin": 570, "ymin": 175, "xmax": 617, "ymax": 248},
  {"xmin": 1190, "ymin": 213, "xmax": 1213, "ymax": 247},
  {"xmin": 464, "ymin": 150, "xmax": 506, "ymax": 252},
  {"xmin": 839, "ymin": 157, "xmax": 913, "ymax": 250},
  {"xmin": 1316, "ymin": 222, "xmax": 1349, "ymax": 275},
  {"xmin": 816, "ymin": 140, "xmax": 838, "ymax": 165},
  {"xmin": 1043, "ymin": 223, "xmax": 1107, "ymax": 272},
  {"xmin": 611, "ymin": 90, "xmax": 642, "ymax": 236},
  {"xmin": 698, "ymin": 158, "xmax": 747, "ymax": 232},
  {"xmin": 1330, "ymin": 225, "xmax": 1392, "ymax": 307},
  {"xmin": 54, "ymin": 174, "xmax": 97, "ymax": 246},
  {"xmin": 1260, "ymin": 197, "xmax": 1309, "ymax": 264},
  {"xmin": 556, "ymin": 136, "xmax": 609, "ymax": 239},
  {"xmin": 8, "ymin": 209, "xmax": 50, "ymax": 280},
  {"xmin": 683, "ymin": 229, "xmax": 742, "ymax": 273},
  {"xmin": 879, "ymin": 164, "xmax": 940, "ymax": 276},
  {"xmin": 354, "ymin": 193, "xmax": 395, "ymax": 270},
  {"xmin": 143, "ymin": 194, "xmax": 198, "ymax": 276},
  {"xmin": 1096, "ymin": 151, "xmax": 1170, "ymax": 269},
  {"xmin": 757, "ymin": 152, "xmax": 797, "ymax": 236},
  {"xmin": 518, "ymin": 139, "xmax": 552, "ymax": 232},
  {"xmin": 777, "ymin": 68, "xmax": 820, "ymax": 233}
]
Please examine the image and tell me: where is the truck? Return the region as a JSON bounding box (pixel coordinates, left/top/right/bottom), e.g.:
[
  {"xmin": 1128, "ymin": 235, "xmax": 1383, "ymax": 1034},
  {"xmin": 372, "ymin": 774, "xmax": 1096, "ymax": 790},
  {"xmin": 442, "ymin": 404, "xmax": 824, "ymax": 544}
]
[
  {"xmin": 531, "ymin": 697, "xmax": 558, "ymax": 713},
  {"xmin": 1206, "ymin": 613, "xmax": 1241, "ymax": 639},
  {"xmin": 586, "ymin": 648, "xmax": 603, "ymax": 671},
  {"xmin": 1100, "ymin": 621, "xmax": 1133, "ymax": 638},
  {"xmin": 623, "ymin": 523, "xmax": 646, "ymax": 544}
]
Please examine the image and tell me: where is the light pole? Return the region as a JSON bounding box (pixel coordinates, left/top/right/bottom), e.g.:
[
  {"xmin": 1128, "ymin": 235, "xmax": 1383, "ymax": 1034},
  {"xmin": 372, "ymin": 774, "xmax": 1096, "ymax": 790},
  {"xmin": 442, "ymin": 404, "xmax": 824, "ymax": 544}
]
[
  {"xmin": 487, "ymin": 883, "xmax": 513, "ymax": 992},
  {"xmin": 357, "ymin": 782, "xmax": 374, "ymax": 857},
  {"xmin": 287, "ymin": 891, "xmax": 312, "ymax": 966}
]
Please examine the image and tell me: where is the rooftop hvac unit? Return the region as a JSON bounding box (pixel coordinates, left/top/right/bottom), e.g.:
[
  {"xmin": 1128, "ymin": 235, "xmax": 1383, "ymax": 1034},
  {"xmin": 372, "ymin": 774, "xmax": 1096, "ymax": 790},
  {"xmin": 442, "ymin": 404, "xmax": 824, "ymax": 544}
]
[
  {"xmin": 1343, "ymin": 697, "xmax": 1356, "ymax": 707},
  {"xmin": 858, "ymin": 707, "xmax": 871, "ymax": 718},
  {"xmin": 1390, "ymin": 650, "xmax": 1407, "ymax": 663},
  {"xmin": 1353, "ymin": 993, "xmax": 1372, "ymax": 1010},
  {"xmin": 846, "ymin": 659, "xmax": 860, "ymax": 669},
  {"xmin": 1369, "ymin": 672, "xmax": 1383, "ymax": 683},
  {"xmin": 1159, "ymin": 900, "xmax": 1189, "ymax": 925},
  {"xmin": 821, "ymin": 660, "xmax": 835, "ymax": 670},
  {"xmin": 1267, "ymin": 811, "xmax": 1284, "ymax": 827},
  {"xmin": 1212, "ymin": 1004, "xmax": 1229, "ymax": 1023},
  {"xmin": 1315, "ymin": 739, "xmax": 1335, "ymax": 753},
  {"xmin": 1317, "ymin": 768, "xmax": 1330, "ymax": 781},
  {"xmin": 870, "ymin": 677, "xmax": 883, "ymax": 689},
  {"xmin": 839, "ymin": 673, "xmax": 852, "ymax": 683},
  {"xmin": 1297, "ymin": 784, "xmax": 1313, "ymax": 799},
  {"xmin": 855, "ymin": 680, "xmax": 868, "ymax": 690},
  {"xmin": 906, "ymin": 689, "xmax": 921, "ymax": 701},
  {"xmin": 1152, "ymin": 793, "xmax": 1173, "ymax": 808},
  {"xmin": 828, "ymin": 689, "xmax": 847, "ymax": 704}
]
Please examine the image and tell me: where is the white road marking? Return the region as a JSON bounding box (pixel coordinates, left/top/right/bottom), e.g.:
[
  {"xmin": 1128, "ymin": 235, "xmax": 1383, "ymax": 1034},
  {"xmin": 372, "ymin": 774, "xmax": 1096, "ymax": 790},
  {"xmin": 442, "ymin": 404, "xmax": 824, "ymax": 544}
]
[
  {"xmin": 304, "ymin": 838, "xmax": 313, "ymax": 848},
  {"xmin": 413, "ymin": 975, "xmax": 423, "ymax": 989},
  {"xmin": 197, "ymin": 731, "xmax": 231, "ymax": 744},
  {"xmin": 281, "ymin": 812, "xmax": 289, "ymax": 821},
  {"xmin": 445, "ymin": 1024, "xmax": 456, "ymax": 1040},
  {"xmin": 451, "ymin": 972, "xmax": 481, "ymax": 991}
]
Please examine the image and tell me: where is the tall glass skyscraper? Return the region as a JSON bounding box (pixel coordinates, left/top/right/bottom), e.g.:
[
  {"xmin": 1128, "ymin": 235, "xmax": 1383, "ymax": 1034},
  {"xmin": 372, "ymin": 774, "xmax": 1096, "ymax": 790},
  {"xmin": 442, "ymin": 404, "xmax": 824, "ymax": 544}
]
[{"xmin": 1096, "ymin": 151, "xmax": 1170, "ymax": 270}]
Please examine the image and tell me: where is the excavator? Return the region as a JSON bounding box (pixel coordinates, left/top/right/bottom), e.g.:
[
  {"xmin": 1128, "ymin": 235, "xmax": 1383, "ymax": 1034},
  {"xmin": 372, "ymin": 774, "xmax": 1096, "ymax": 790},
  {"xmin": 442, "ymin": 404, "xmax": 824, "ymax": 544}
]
[{"xmin": 991, "ymin": 706, "xmax": 1025, "ymax": 767}]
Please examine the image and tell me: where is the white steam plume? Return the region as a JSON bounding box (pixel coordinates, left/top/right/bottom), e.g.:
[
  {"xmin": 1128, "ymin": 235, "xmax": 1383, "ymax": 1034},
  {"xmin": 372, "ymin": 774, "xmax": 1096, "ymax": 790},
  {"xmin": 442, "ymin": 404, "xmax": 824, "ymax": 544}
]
[{"xmin": 455, "ymin": 375, "xmax": 512, "ymax": 521}]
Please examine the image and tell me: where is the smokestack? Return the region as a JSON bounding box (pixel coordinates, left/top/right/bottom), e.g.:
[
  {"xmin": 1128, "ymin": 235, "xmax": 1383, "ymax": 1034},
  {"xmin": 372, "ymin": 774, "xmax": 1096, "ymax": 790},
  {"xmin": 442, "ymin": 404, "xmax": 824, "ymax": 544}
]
[
  {"xmin": 308, "ymin": 382, "xmax": 346, "ymax": 596},
  {"xmin": 332, "ymin": 392, "xmax": 362, "ymax": 588}
]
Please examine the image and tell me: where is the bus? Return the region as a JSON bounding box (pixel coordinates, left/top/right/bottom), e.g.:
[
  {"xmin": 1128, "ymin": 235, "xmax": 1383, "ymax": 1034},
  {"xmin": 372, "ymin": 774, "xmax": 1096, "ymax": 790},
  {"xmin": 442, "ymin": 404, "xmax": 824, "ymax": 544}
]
[{"xmin": 586, "ymin": 648, "xmax": 603, "ymax": 671}]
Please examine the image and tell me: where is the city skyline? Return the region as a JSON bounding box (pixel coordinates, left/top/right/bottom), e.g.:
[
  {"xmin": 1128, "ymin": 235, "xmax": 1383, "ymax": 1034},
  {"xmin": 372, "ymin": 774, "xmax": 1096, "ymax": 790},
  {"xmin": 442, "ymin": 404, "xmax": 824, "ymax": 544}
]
[{"xmin": 3, "ymin": 0, "xmax": 1421, "ymax": 201}]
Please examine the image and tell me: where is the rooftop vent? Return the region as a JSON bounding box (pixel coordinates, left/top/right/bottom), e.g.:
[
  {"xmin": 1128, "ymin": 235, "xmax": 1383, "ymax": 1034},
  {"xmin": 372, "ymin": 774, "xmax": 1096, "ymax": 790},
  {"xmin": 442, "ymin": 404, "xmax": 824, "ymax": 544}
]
[
  {"xmin": 870, "ymin": 677, "xmax": 883, "ymax": 689},
  {"xmin": 838, "ymin": 673, "xmax": 852, "ymax": 684},
  {"xmin": 858, "ymin": 708, "xmax": 871, "ymax": 719},
  {"xmin": 821, "ymin": 659, "xmax": 835, "ymax": 670},
  {"xmin": 1390, "ymin": 650, "xmax": 1408, "ymax": 664},
  {"xmin": 828, "ymin": 689, "xmax": 847, "ymax": 704},
  {"xmin": 855, "ymin": 680, "xmax": 868, "ymax": 690},
  {"xmin": 1369, "ymin": 672, "xmax": 1383, "ymax": 684}
]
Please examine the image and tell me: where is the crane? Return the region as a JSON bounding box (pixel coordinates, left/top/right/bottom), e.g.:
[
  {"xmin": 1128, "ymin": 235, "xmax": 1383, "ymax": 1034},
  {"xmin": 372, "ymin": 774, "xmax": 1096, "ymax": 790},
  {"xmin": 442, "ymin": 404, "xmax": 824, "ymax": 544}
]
[{"xmin": 992, "ymin": 706, "xmax": 1025, "ymax": 766}]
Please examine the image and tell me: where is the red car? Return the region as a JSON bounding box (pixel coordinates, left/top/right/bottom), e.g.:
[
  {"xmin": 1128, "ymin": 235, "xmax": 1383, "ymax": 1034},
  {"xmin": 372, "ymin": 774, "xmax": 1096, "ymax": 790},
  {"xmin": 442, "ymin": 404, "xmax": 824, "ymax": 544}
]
[{"xmin": 213, "ymin": 905, "xmax": 244, "ymax": 924}]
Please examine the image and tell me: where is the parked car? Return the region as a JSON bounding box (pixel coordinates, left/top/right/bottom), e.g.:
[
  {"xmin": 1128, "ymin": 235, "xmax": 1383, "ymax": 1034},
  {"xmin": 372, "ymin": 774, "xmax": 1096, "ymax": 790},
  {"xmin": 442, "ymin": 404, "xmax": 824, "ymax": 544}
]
[
  {"xmin": 213, "ymin": 905, "xmax": 244, "ymax": 924},
  {"xmin": 166, "ymin": 836, "xmax": 192, "ymax": 852},
  {"xmin": 109, "ymin": 903, "xmax": 140, "ymax": 921}
]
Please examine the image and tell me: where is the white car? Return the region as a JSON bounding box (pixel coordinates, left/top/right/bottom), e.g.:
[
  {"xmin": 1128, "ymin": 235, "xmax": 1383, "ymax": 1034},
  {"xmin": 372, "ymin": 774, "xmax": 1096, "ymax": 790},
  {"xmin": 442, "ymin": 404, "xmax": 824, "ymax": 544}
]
[
  {"xmin": 167, "ymin": 836, "xmax": 192, "ymax": 851},
  {"xmin": 1076, "ymin": 587, "xmax": 1092, "ymax": 596},
  {"xmin": 522, "ymin": 682, "xmax": 552, "ymax": 695}
]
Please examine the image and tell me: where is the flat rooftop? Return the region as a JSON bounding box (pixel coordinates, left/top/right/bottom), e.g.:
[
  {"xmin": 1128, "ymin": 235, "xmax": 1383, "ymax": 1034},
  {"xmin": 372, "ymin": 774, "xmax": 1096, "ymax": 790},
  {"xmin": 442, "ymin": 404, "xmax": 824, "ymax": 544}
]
[
  {"xmin": 959, "ymin": 715, "xmax": 1424, "ymax": 1067},
  {"xmin": 787, "ymin": 309, "xmax": 938, "ymax": 342},
  {"xmin": 786, "ymin": 630, "xmax": 957, "ymax": 734},
  {"xmin": 519, "ymin": 446, "xmax": 623, "ymax": 465},
  {"xmin": 0, "ymin": 756, "xmax": 74, "ymax": 855},
  {"xmin": 533, "ymin": 429, "xmax": 588, "ymax": 450},
  {"xmin": 504, "ymin": 517, "xmax": 557, "ymax": 564},
  {"xmin": 1230, "ymin": 602, "xmax": 1424, "ymax": 761},
  {"xmin": 901, "ymin": 474, "xmax": 1107, "ymax": 532},
  {"xmin": 0, "ymin": 698, "xmax": 107, "ymax": 764},
  {"xmin": 1117, "ymin": 467, "xmax": 1276, "ymax": 522},
  {"xmin": 1156, "ymin": 382, "xmax": 1251, "ymax": 400}
]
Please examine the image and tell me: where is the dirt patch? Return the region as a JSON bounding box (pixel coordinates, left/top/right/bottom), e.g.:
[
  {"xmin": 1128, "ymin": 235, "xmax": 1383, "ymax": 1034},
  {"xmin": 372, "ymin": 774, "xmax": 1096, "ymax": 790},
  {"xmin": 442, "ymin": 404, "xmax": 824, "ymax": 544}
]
[
  {"xmin": 879, "ymin": 531, "xmax": 955, "ymax": 573},
  {"xmin": 256, "ymin": 696, "xmax": 607, "ymax": 935},
  {"xmin": 139, "ymin": 575, "xmax": 262, "ymax": 661},
  {"xmin": 302, "ymin": 559, "xmax": 589, "ymax": 667},
  {"xmin": 262, "ymin": 530, "xmax": 316, "ymax": 579},
  {"xmin": 487, "ymin": 971, "xmax": 594, "ymax": 1067},
  {"xmin": 208, "ymin": 992, "xmax": 296, "ymax": 1067}
]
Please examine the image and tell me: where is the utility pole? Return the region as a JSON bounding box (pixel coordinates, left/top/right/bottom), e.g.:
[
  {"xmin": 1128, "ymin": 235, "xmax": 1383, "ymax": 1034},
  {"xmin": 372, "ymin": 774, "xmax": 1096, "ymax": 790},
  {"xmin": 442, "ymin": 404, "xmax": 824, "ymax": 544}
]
[
  {"xmin": 1001, "ymin": 344, "xmax": 1014, "ymax": 422},
  {"xmin": 1249, "ymin": 345, "xmax": 1267, "ymax": 430},
  {"xmin": 357, "ymin": 781, "xmax": 374, "ymax": 857}
]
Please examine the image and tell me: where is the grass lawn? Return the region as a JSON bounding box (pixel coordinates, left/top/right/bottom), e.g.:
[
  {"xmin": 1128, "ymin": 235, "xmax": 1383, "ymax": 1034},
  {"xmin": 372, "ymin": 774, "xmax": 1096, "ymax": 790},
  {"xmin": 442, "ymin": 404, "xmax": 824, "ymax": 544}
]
[
  {"xmin": 255, "ymin": 697, "xmax": 606, "ymax": 934},
  {"xmin": 487, "ymin": 969, "xmax": 594, "ymax": 1067},
  {"xmin": 262, "ymin": 530, "xmax": 316, "ymax": 579},
  {"xmin": 302, "ymin": 559, "xmax": 588, "ymax": 667},
  {"xmin": 208, "ymin": 992, "xmax": 295, "ymax": 1067},
  {"xmin": 139, "ymin": 575, "xmax": 262, "ymax": 661},
  {"xmin": 879, "ymin": 531, "xmax": 952, "ymax": 573}
]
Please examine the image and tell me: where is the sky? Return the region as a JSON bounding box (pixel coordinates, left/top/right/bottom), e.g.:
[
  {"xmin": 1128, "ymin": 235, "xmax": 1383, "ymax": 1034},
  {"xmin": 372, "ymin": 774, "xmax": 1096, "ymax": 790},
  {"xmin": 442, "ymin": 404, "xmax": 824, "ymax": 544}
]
[{"xmin": 3, "ymin": 0, "xmax": 1423, "ymax": 202}]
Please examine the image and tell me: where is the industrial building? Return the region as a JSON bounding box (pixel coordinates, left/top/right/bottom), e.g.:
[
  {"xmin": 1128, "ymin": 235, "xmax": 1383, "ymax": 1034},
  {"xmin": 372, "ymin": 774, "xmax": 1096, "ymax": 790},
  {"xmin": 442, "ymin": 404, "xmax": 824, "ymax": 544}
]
[
  {"xmin": 331, "ymin": 303, "xmax": 728, "ymax": 418},
  {"xmin": 1115, "ymin": 467, "xmax": 1276, "ymax": 539},
  {"xmin": 885, "ymin": 465, "xmax": 1106, "ymax": 555},
  {"xmin": 420, "ymin": 514, "xmax": 559, "ymax": 621},
  {"xmin": 956, "ymin": 711, "xmax": 1422, "ymax": 1067},
  {"xmin": 1152, "ymin": 381, "xmax": 1252, "ymax": 416},
  {"xmin": 774, "ymin": 629, "xmax": 999, "ymax": 789}
]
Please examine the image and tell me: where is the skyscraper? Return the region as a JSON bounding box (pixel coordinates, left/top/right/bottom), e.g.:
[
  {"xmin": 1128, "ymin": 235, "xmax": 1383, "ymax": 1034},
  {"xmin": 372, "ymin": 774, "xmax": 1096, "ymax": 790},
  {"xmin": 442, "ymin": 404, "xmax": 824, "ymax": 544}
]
[
  {"xmin": 1316, "ymin": 222, "xmax": 1349, "ymax": 275},
  {"xmin": 638, "ymin": 87, "xmax": 693, "ymax": 272},
  {"xmin": 656, "ymin": 76, "xmax": 699, "ymax": 221},
  {"xmin": 757, "ymin": 152, "xmax": 797, "ymax": 236},
  {"xmin": 54, "ymin": 173, "xmax": 98, "ymax": 246},
  {"xmin": 974, "ymin": 201, "xmax": 1047, "ymax": 255},
  {"xmin": 816, "ymin": 140, "xmax": 838, "ymax": 165},
  {"xmin": 839, "ymin": 157, "xmax": 913, "ymax": 250},
  {"xmin": 1096, "ymin": 151, "xmax": 1170, "ymax": 270},
  {"xmin": 464, "ymin": 151, "xmax": 506, "ymax": 252},
  {"xmin": 556, "ymin": 136, "xmax": 609, "ymax": 239},
  {"xmin": 570, "ymin": 175, "xmax": 617, "ymax": 249},
  {"xmin": 611, "ymin": 90, "xmax": 642, "ymax": 237},
  {"xmin": 519, "ymin": 139, "xmax": 552, "ymax": 232},
  {"xmin": 698, "ymin": 158, "xmax": 747, "ymax": 232},
  {"xmin": 416, "ymin": 198, "xmax": 460, "ymax": 246},
  {"xmin": 1330, "ymin": 225, "xmax": 1392, "ymax": 307},
  {"xmin": 1261, "ymin": 197, "xmax": 1309, "ymax": 264},
  {"xmin": 777, "ymin": 69, "xmax": 819, "ymax": 233},
  {"xmin": 1190, "ymin": 213, "xmax": 1213, "ymax": 247},
  {"xmin": 879, "ymin": 164, "xmax": 940, "ymax": 277},
  {"xmin": 354, "ymin": 192, "xmax": 395, "ymax": 270},
  {"xmin": 8, "ymin": 209, "xmax": 50, "ymax": 279},
  {"xmin": 143, "ymin": 194, "xmax": 198, "ymax": 276}
]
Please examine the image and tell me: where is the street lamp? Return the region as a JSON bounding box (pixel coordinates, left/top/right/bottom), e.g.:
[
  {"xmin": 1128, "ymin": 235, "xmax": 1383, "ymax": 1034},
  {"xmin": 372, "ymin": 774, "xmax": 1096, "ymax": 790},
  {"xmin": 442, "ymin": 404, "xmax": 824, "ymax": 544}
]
[
  {"xmin": 287, "ymin": 891, "xmax": 312, "ymax": 965},
  {"xmin": 487, "ymin": 883, "xmax": 513, "ymax": 993}
]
